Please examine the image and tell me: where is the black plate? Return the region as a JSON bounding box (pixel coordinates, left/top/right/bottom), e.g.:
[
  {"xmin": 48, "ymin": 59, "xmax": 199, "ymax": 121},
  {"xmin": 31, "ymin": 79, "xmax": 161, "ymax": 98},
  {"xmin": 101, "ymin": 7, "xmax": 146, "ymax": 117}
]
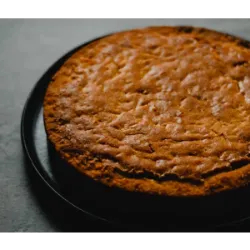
[{"xmin": 21, "ymin": 34, "xmax": 250, "ymax": 232}]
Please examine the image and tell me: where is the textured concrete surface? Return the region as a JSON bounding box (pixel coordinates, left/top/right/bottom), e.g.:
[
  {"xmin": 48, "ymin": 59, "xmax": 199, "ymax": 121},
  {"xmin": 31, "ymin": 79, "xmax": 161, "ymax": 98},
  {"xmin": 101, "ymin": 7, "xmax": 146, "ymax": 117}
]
[{"xmin": 1, "ymin": 19, "xmax": 250, "ymax": 232}]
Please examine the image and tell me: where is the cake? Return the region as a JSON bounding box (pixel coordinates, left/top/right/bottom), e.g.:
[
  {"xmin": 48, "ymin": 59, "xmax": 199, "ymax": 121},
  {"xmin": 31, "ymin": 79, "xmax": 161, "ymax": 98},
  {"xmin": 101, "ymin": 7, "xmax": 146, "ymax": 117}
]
[{"xmin": 43, "ymin": 26, "xmax": 250, "ymax": 197}]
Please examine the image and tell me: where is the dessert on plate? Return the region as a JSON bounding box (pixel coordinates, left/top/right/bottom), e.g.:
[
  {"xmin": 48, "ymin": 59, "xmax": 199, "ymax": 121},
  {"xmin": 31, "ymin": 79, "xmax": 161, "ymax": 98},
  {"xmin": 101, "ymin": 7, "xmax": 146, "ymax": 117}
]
[{"xmin": 43, "ymin": 26, "xmax": 250, "ymax": 197}]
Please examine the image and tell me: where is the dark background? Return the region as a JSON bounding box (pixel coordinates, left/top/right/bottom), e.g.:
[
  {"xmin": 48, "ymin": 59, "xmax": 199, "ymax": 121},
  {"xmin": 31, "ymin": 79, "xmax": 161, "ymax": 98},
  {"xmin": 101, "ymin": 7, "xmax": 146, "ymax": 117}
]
[{"xmin": 1, "ymin": 19, "xmax": 250, "ymax": 232}]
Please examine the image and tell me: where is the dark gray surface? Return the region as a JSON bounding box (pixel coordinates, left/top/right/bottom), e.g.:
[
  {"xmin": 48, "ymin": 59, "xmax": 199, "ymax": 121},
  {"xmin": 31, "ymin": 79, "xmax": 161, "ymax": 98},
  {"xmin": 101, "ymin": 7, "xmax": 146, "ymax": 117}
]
[{"xmin": 1, "ymin": 19, "xmax": 250, "ymax": 232}]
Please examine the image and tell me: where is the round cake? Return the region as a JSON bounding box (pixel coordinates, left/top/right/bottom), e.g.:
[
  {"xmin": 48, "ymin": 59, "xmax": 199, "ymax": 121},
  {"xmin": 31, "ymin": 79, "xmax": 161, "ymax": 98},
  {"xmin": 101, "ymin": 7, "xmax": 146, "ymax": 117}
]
[{"xmin": 44, "ymin": 26, "xmax": 250, "ymax": 197}]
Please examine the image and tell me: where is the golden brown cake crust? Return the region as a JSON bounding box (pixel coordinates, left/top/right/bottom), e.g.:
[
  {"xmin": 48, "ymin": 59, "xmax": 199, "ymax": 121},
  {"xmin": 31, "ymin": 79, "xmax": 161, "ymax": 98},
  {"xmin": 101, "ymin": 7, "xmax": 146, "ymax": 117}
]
[{"xmin": 43, "ymin": 26, "xmax": 250, "ymax": 197}]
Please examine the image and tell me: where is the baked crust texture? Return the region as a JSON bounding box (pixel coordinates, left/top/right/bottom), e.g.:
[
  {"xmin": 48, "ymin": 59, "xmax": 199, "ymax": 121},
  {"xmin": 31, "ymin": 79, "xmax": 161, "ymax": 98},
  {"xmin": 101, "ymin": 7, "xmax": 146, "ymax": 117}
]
[{"xmin": 44, "ymin": 26, "xmax": 250, "ymax": 196}]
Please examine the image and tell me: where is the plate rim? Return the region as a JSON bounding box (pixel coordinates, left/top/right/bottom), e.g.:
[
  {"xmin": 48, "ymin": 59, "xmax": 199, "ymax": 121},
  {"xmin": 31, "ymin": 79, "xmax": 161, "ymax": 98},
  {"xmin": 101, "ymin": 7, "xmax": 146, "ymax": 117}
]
[{"xmin": 20, "ymin": 35, "xmax": 116, "ymax": 227}]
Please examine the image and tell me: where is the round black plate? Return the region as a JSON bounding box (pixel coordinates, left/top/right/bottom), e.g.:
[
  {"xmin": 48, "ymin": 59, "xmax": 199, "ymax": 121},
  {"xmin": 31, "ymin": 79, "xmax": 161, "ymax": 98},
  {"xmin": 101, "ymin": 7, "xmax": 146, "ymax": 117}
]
[{"xmin": 21, "ymin": 34, "xmax": 250, "ymax": 232}]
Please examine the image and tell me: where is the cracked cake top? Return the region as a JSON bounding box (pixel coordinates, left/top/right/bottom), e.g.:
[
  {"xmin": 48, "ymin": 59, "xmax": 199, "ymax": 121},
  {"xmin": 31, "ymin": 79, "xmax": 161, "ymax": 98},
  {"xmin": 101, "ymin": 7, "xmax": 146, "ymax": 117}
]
[{"xmin": 44, "ymin": 26, "xmax": 250, "ymax": 196}]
